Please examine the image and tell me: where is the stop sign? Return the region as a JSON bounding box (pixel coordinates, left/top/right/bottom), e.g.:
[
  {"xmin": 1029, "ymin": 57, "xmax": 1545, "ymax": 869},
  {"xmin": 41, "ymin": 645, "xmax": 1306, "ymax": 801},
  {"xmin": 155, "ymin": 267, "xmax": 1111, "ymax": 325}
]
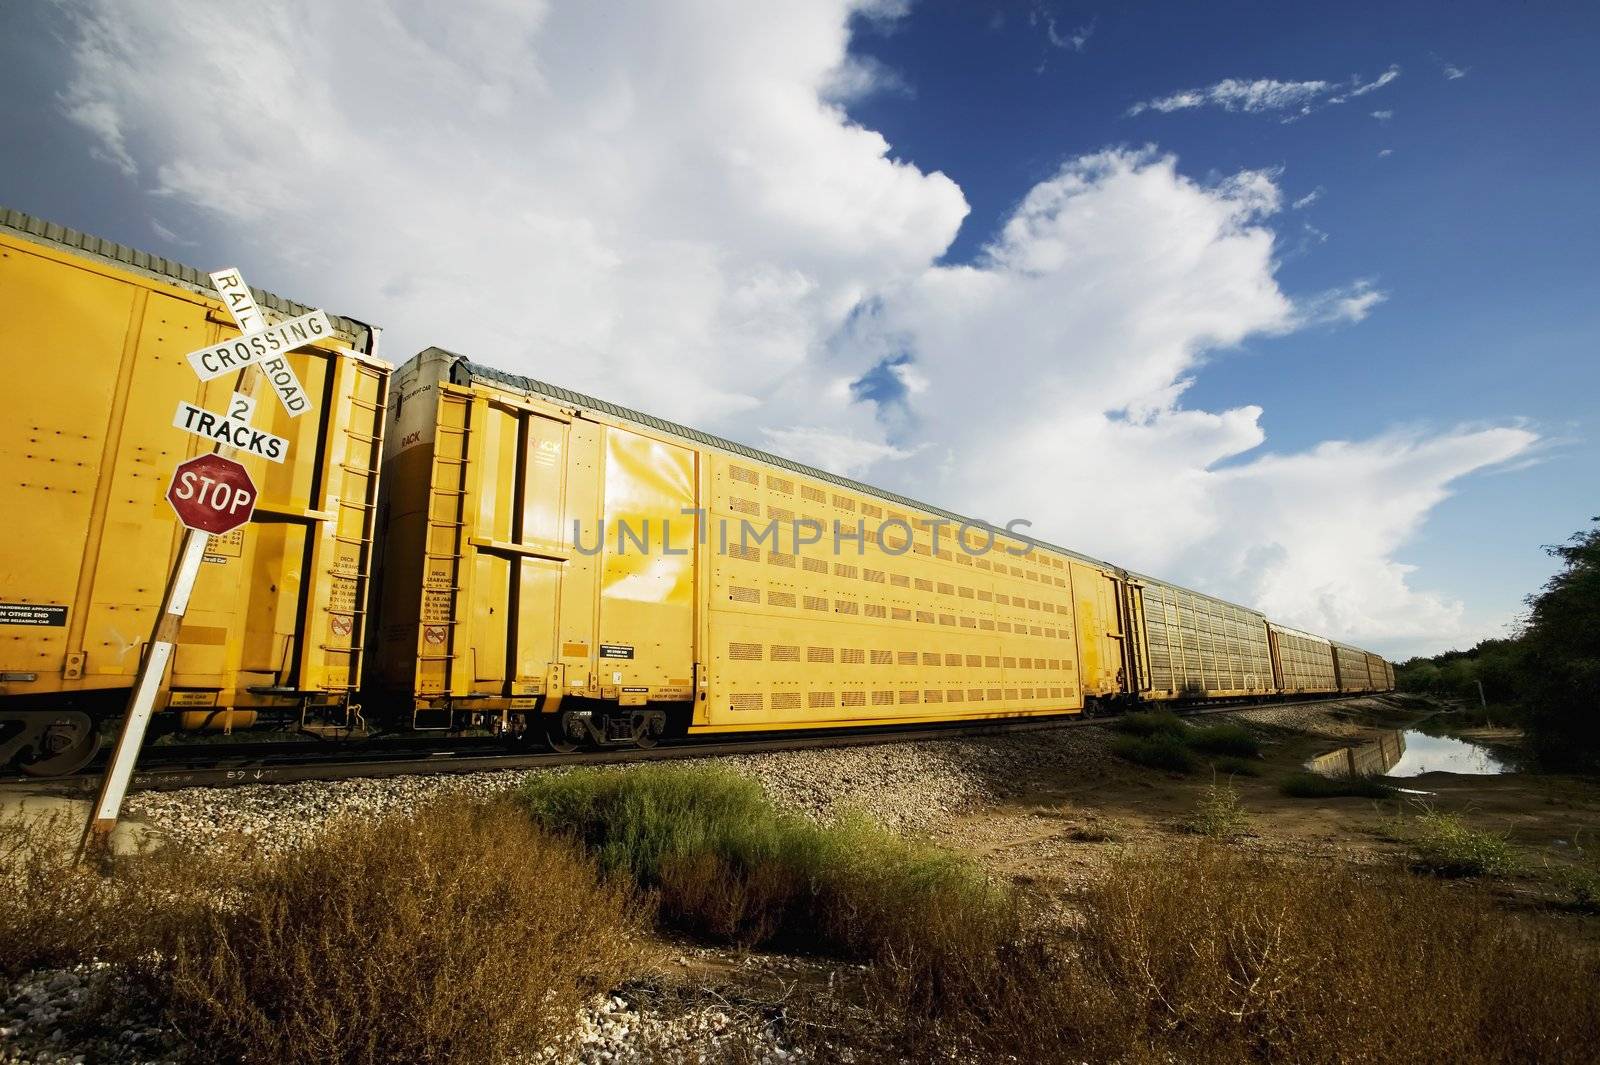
[{"xmin": 166, "ymin": 454, "xmax": 258, "ymax": 534}]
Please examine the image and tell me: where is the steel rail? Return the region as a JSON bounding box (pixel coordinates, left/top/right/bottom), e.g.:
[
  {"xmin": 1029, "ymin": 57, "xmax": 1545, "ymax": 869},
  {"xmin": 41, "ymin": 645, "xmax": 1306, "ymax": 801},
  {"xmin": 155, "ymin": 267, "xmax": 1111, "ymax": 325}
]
[{"xmin": 2, "ymin": 694, "xmax": 1397, "ymax": 796}]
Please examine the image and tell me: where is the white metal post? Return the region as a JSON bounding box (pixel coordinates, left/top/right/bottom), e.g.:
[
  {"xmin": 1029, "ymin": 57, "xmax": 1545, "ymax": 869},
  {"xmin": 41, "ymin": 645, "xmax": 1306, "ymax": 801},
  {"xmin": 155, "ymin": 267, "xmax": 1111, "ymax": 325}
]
[
  {"xmin": 80, "ymin": 268, "xmax": 289, "ymax": 854},
  {"xmin": 80, "ymin": 528, "xmax": 209, "ymax": 847}
]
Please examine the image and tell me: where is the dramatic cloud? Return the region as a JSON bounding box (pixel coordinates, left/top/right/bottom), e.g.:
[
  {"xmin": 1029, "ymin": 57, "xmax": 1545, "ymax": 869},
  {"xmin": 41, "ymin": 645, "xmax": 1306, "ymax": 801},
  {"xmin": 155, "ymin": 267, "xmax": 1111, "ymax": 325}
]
[
  {"xmin": 1128, "ymin": 65, "xmax": 1401, "ymax": 119},
  {"xmin": 56, "ymin": 1, "xmax": 1529, "ymax": 654}
]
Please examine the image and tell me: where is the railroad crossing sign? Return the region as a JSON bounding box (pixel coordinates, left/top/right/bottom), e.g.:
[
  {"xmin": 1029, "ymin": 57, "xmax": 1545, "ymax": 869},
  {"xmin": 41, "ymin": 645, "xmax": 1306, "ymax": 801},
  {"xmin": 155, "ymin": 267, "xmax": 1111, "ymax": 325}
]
[
  {"xmin": 166, "ymin": 453, "xmax": 258, "ymax": 535},
  {"xmin": 180, "ymin": 269, "xmax": 325, "ymax": 417}
]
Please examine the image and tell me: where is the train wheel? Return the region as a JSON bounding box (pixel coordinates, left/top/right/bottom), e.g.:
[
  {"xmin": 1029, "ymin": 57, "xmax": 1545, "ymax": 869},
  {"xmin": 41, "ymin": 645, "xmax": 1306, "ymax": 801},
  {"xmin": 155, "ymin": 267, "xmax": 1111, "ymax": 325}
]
[
  {"xmin": 544, "ymin": 718, "xmax": 579, "ymax": 754},
  {"xmin": 16, "ymin": 712, "xmax": 98, "ymax": 778}
]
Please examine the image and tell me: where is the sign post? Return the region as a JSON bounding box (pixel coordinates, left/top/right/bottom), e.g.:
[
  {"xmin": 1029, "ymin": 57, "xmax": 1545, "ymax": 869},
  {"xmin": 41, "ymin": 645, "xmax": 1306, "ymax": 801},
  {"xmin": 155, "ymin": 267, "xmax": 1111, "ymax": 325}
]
[{"xmin": 81, "ymin": 270, "xmax": 322, "ymax": 853}]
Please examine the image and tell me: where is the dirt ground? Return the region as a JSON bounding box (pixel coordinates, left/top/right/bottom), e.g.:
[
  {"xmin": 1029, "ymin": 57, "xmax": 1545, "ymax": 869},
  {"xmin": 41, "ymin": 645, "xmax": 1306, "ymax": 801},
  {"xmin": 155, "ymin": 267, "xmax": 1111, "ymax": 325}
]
[{"xmin": 924, "ymin": 697, "xmax": 1600, "ymax": 929}]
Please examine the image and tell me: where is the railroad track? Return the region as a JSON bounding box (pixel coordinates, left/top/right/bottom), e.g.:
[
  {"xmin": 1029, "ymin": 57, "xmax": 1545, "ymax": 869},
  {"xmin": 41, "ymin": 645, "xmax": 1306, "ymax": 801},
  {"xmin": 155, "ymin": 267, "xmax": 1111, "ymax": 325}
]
[{"xmin": 2, "ymin": 695, "xmax": 1388, "ymax": 797}]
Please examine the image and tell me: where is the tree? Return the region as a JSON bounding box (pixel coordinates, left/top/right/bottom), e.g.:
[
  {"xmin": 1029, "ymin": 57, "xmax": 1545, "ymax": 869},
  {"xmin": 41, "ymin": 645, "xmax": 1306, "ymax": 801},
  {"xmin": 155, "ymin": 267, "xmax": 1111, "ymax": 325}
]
[{"xmin": 1518, "ymin": 518, "xmax": 1600, "ymax": 770}]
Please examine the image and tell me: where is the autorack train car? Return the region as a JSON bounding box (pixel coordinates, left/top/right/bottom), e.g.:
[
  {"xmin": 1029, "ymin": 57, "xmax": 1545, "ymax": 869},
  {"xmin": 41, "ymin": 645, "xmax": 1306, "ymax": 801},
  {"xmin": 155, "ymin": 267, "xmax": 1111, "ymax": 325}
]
[
  {"xmin": 0, "ymin": 213, "xmax": 1394, "ymax": 773},
  {"xmin": 370, "ymin": 347, "xmax": 1394, "ymax": 750}
]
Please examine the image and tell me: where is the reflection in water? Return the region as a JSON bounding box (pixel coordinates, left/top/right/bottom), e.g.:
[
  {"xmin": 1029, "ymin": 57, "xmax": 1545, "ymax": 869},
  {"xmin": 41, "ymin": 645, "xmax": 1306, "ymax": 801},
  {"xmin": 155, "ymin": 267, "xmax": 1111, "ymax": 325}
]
[{"xmin": 1308, "ymin": 729, "xmax": 1508, "ymax": 779}]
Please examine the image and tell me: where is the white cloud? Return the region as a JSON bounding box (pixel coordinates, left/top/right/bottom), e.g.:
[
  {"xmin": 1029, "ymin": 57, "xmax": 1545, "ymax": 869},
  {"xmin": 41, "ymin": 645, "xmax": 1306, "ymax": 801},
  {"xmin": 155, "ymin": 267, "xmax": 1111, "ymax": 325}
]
[
  {"xmin": 1129, "ymin": 64, "xmax": 1400, "ymax": 120},
  {"xmin": 1291, "ymin": 188, "xmax": 1322, "ymax": 210},
  {"xmin": 1379, "ymin": 148, "xmax": 1394, "ymax": 157},
  {"xmin": 55, "ymin": 2, "xmax": 1530, "ymax": 655},
  {"xmin": 1371, "ymin": 109, "xmax": 1393, "ymax": 120},
  {"xmin": 1033, "ymin": 7, "xmax": 1094, "ymax": 52},
  {"xmin": 1443, "ymin": 64, "xmax": 1468, "ymax": 80}
]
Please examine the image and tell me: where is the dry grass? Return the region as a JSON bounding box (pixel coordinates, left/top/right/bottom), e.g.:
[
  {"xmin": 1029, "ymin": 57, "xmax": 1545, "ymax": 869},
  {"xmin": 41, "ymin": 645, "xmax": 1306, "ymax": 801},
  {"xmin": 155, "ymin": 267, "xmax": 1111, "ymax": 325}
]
[
  {"xmin": 1387, "ymin": 803, "xmax": 1522, "ymax": 877},
  {"xmin": 154, "ymin": 798, "xmax": 647, "ymax": 1065},
  {"xmin": 1183, "ymin": 776, "xmax": 1251, "ymax": 840},
  {"xmin": 857, "ymin": 845, "xmax": 1600, "ymax": 1063}
]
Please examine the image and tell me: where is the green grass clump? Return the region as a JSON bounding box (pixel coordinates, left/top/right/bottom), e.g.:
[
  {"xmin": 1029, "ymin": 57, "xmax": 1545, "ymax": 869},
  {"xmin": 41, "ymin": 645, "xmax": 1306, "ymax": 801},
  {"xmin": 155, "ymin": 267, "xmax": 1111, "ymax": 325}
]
[
  {"xmin": 1389, "ymin": 805, "xmax": 1521, "ymax": 878},
  {"xmin": 1112, "ymin": 733, "xmax": 1196, "ymax": 773},
  {"xmin": 1188, "ymin": 723, "xmax": 1262, "ymax": 758},
  {"xmin": 1110, "ymin": 709, "xmax": 1189, "ymax": 739},
  {"xmin": 1209, "ymin": 755, "xmax": 1261, "ymax": 777},
  {"xmin": 1280, "ymin": 771, "xmax": 1397, "ymax": 799},
  {"xmin": 1185, "ymin": 778, "xmax": 1251, "ymax": 840},
  {"xmin": 521, "ymin": 765, "xmax": 1013, "ymax": 969}
]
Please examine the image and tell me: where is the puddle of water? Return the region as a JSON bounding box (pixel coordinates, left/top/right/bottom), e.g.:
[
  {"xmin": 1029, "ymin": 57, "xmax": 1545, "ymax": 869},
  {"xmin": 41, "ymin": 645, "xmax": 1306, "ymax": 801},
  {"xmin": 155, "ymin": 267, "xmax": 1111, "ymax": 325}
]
[{"xmin": 1307, "ymin": 729, "xmax": 1508, "ymax": 779}]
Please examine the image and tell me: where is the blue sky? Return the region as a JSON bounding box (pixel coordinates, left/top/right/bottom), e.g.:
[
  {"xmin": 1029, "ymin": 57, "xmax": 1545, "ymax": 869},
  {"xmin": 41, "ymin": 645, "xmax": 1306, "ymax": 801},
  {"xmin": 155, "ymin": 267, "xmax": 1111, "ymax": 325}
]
[{"xmin": 1, "ymin": 1, "xmax": 1594, "ymax": 657}]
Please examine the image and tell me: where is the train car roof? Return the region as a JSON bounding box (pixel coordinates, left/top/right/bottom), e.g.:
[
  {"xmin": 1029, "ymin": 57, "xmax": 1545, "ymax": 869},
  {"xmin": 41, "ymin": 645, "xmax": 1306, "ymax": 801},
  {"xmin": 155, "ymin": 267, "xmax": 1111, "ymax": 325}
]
[{"xmin": 0, "ymin": 207, "xmax": 377, "ymax": 353}]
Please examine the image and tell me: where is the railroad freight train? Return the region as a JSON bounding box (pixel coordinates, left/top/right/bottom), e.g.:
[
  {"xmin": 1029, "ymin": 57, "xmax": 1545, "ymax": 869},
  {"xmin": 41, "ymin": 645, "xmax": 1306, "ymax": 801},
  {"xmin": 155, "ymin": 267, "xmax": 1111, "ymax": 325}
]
[{"xmin": 0, "ymin": 210, "xmax": 1394, "ymax": 775}]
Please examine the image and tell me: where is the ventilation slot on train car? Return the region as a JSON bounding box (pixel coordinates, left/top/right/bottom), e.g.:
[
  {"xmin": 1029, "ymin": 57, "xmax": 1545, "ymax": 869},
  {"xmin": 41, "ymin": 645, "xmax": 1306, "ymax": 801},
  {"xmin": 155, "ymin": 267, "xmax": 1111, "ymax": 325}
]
[
  {"xmin": 1020, "ymin": 688, "xmax": 1034, "ymax": 699},
  {"xmin": 835, "ymin": 600, "xmax": 859, "ymax": 615},
  {"xmin": 979, "ymin": 619, "xmax": 995, "ymax": 630},
  {"xmin": 1051, "ymin": 687, "xmax": 1063, "ymax": 698},
  {"xmin": 945, "ymin": 653, "xmax": 962, "ymax": 666},
  {"xmin": 766, "ymin": 475, "xmax": 794, "ymax": 494},
  {"xmin": 872, "ymin": 690, "xmax": 894, "ymax": 706},
  {"xmin": 897, "ymin": 651, "xmax": 917, "ymax": 665},
  {"xmin": 938, "ymin": 614, "xmax": 956, "ymax": 626},
  {"xmin": 860, "ymin": 503, "xmax": 882, "ymax": 518},
  {"xmin": 891, "ymin": 608, "xmax": 911, "ymax": 621},
  {"xmin": 728, "ymin": 642, "xmax": 763, "ymax": 661},
  {"xmin": 912, "ymin": 544, "xmax": 930, "ymax": 556},
  {"xmin": 976, "ymin": 558, "xmax": 992, "ymax": 571},
  {"xmin": 770, "ymin": 644, "xmax": 800, "ymax": 662},
  {"xmin": 832, "ymin": 495, "xmax": 855, "ymax": 511},
  {"xmin": 898, "ymin": 691, "xmax": 919, "ymax": 704},
  {"xmin": 767, "ymin": 591, "xmax": 796, "ymax": 608},
  {"xmin": 767, "ymin": 506, "xmax": 794, "ymax": 522},
  {"xmin": 923, "ymin": 652, "xmax": 941, "ymax": 666},
  {"xmin": 915, "ymin": 578, "xmax": 933, "ymax": 592},
  {"xmin": 833, "ymin": 563, "xmax": 858, "ymax": 579},
  {"xmin": 841, "ymin": 691, "xmax": 866, "ymax": 707},
  {"xmin": 924, "ymin": 689, "xmax": 943, "ymax": 703},
  {"xmin": 985, "ymin": 655, "xmax": 1000, "ymax": 667},
  {"xmin": 960, "ymin": 616, "xmax": 977, "ymax": 628},
  {"xmin": 803, "ymin": 595, "xmax": 828, "ymax": 611},
  {"xmin": 870, "ymin": 649, "xmax": 893, "ymax": 665},
  {"xmin": 727, "ymin": 544, "xmax": 760, "ymax": 562},
  {"xmin": 801, "ymin": 485, "xmax": 827, "ymax": 503},
  {"xmin": 729, "ymin": 465, "xmax": 760, "ymax": 485},
  {"xmin": 729, "ymin": 586, "xmax": 760, "ymax": 603},
  {"xmin": 863, "ymin": 568, "xmax": 885, "ymax": 583},
  {"xmin": 969, "ymin": 689, "xmax": 985, "ymax": 701},
  {"xmin": 802, "ymin": 557, "xmax": 828, "ymax": 574},
  {"xmin": 841, "ymin": 648, "xmax": 865, "ymax": 664},
  {"xmin": 864, "ymin": 604, "xmax": 886, "ymax": 618},
  {"xmin": 768, "ymin": 551, "xmax": 795, "ymax": 568},
  {"xmin": 890, "ymin": 573, "xmax": 909, "ymax": 588},
  {"xmin": 728, "ymin": 497, "xmax": 759, "ymax": 516},
  {"xmin": 807, "ymin": 646, "xmax": 835, "ymax": 664},
  {"xmin": 808, "ymin": 691, "xmax": 835, "ymax": 709},
  {"xmin": 771, "ymin": 693, "xmax": 801, "ymax": 710},
  {"xmin": 729, "ymin": 693, "xmax": 763, "ymax": 712},
  {"xmin": 988, "ymin": 688, "xmax": 1003, "ymax": 701},
  {"xmin": 915, "ymin": 611, "xmax": 935, "ymax": 624}
]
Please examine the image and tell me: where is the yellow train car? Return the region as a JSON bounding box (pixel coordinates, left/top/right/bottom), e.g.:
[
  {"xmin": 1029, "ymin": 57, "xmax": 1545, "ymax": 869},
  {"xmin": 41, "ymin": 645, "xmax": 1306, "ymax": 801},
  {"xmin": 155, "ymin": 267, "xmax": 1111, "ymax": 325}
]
[
  {"xmin": 1130, "ymin": 578, "xmax": 1275, "ymax": 700},
  {"xmin": 1267, "ymin": 622, "xmax": 1339, "ymax": 695},
  {"xmin": 373, "ymin": 348, "xmax": 1140, "ymax": 745},
  {"xmin": 0, "ymin": 210, "xmax": 388, "ymax": 774},
  {"xmin": 1331, "ymin": 641, "xmax": 1376, "ymax": 693}
]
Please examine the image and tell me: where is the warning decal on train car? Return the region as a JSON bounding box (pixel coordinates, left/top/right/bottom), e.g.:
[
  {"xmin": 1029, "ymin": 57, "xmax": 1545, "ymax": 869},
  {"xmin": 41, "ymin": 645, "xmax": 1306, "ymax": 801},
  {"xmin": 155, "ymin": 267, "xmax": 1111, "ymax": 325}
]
[
  {"xmin": 0, "ymin": 603, "xmax": 67, "ymax": 626},
  {"xmin": 599, "ymin": 644, "xmax": 635, "ymax": 659}
]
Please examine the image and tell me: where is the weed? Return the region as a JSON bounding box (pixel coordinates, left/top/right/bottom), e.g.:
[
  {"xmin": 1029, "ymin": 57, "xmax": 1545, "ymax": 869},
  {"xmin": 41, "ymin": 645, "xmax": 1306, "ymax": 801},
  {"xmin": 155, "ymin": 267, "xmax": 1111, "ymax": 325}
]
[
  {"xmin": 159, "ymin": 799, "xmax": 645, "ymax": 1065},
  {"xmin": 1207, "ymin": 754, "xmax": 1261, "ymax": 777},
  {"xmin": 1279, "ymin": 770, "xmax": 1397, "ymax": 798},
  {"xmin": 1110, "ymin": 709, "xmax": 1189, "ymax": 739},
  {"xmin": 1188, "ymin": 723, "xmax": 1262, "ymax": 758},
  {"xmin": 1388, "ymin": 804, "xmax": 1521, "ymax": 878},
  {"xmin": 1111, "ymin": 732, "xmax": 1195, "ymax": 773},
  {"xmin": 1184, "ymin": 777, "xmax": 1250, "ymax": 840},
  {"xmin": 520, "ymin": 765, "xmax": 1012, "ymax": 975}
]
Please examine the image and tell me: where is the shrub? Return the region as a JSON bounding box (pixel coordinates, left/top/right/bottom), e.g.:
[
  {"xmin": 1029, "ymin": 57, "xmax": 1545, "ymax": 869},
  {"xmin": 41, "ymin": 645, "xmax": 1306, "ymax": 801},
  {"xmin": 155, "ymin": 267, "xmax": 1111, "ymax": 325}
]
[
  {"xmin": 1389, "ymin": 805, "xmax": 1521, "ymax": 878},
  {"xmin": 1279, "ymin": 770, "xmax": 1397, "ymax": 798},
  {"xmin": 1111, "ymin": 732, "xmax": 1195, "ymax": 773},
  {"xmin": 1110, "ymin": 709, "xmax": 1189, "ymax": 738},
  {"xmin": 1184, "ymin": 777, "xmax": 1250, "ymax": 840},
  {"xmin": 1206, "ymin": 754, "xmax": 1260, "ymax": 776},
  {"xmin": 158, "ymin": 799, "xmax": 645, "ymax": 1065},
  {"xmin": 1188, "ymin": 723, "xmax": 1261, "ymax": 758},
  {"xmin": 521, "ymin": 765, "xmax": 1011, "ymax": 978}
]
